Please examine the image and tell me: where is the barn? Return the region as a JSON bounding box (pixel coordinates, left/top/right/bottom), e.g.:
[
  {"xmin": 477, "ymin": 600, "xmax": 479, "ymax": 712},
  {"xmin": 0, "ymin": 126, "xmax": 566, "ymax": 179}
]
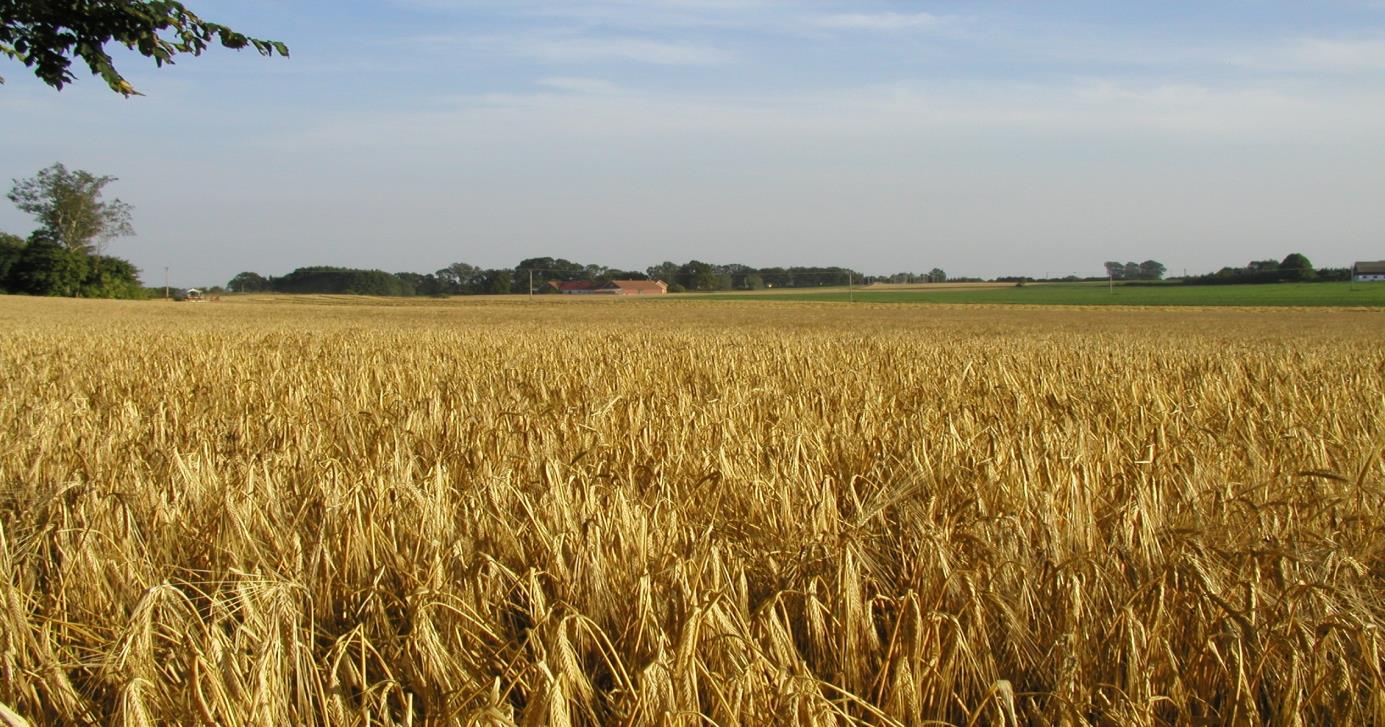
[
  {"xmin": 548, "ymin": 280, "xmax": 668, "ymax": 295},
  {"xmin": 547, "ymin": 280, "xmax": 604, "ymax": 294},
  {"xmin": 603, "ymin": 280, "xmax": 668, "ymax": 295},
  {"xmin": 1352, "ymin": 261, "xmax": 1385, "ymax": 282}
]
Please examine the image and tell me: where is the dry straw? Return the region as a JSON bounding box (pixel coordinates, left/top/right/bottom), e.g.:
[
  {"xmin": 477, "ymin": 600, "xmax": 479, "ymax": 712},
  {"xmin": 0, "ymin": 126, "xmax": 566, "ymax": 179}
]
[{"xmin": 0, "ymin": 296, "xmax": 1382, "ymax": 725}]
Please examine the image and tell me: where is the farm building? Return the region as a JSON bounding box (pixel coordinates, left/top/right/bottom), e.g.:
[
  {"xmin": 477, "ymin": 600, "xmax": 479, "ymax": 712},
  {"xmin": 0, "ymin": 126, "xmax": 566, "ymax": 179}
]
[
  {"xmin": 547, "ymin": 281, "xmax": 604, "ymax": 294},
  {"xmin": 605, "ymin": 280, "xmax": 668, "ymax": 295},
  {"xmin": 1352, "ymin": 261, "xmax": 1385, "ymax": 282},
  {"xmin": 548, "ymin": 280, "xmax": 668, "ymax": 295}
]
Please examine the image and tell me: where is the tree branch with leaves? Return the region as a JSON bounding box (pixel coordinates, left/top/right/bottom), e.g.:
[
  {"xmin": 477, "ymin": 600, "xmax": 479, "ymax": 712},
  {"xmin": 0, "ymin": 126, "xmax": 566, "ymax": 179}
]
[{"xmin": 0, "ymin": 0, "xmax": 287, "ymax": 95}]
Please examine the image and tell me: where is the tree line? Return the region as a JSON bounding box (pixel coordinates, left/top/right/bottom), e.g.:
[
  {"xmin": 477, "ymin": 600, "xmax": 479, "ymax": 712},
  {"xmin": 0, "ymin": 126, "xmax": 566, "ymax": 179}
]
[
  {"xmin": 226, "ymin": 259, "xmax": 870, "ymax": 296},
  {"xmin": 1104, "ymin": 260, "xmax": 1167, "ymax": 281},
  {"xmin": 875, "ymin": 269, "xmax": 954, "ymax": 284},
  {"xmin": 646, "ymin": 261, "xmax": 863, "ymax": 292},
  {"xmin": 1184, "ymin": 253, "xmax": 1350, "ymax": 285}
]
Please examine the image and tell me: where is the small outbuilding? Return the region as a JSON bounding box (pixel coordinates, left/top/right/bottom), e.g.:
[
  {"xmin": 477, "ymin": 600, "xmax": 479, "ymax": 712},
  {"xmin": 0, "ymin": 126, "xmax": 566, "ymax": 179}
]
[{"xmin": 1352, "ymin": 261, "xmax": 1385, "ymax": 282}]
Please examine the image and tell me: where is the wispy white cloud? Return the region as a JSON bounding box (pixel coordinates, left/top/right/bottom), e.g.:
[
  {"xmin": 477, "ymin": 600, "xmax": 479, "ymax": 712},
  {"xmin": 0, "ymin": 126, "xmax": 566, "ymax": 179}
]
[
  {"xmin": 266, "ymin": 77, "xmax": 1385, "ymax": 155},
  {"xmin": 806, "ymin": 12, "xmax": 945, "ymax": 31},
  {"xmin": 524, "ymin": 0, "xmax": 775, "ymax": 29},
  {"xmin": 391, "ymin": 0, "xmax": 775, "ymax": 30},
  {"xmin": 536, "ymin": 76, "xmax": 621, "ymax": 94},
  {"xmin": 1125, "ymin": 35, "xmax": 1385, "ymax": 73},
  {"xmin": 388, "ymin": 1, "xmax": 1385, "ymax": 78},
  {"xmin": 519, "ymin": 36, "xmax": 734, "ymax": 65},
  {"xmin": 1270, "ymin": 37, "xmax": 1385, "ymax": 71},
  {"xmin": 967, "ymin": 26, "xmax": 1385, "ymax": 77},
  {"xmin": 409, "ymin": 32, "xmax": 734, "ymax": 66}
]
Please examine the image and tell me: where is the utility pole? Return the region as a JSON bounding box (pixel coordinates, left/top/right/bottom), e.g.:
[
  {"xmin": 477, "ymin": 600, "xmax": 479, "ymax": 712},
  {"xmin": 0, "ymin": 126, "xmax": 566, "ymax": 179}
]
[
  {"xmin": 528, "ymin": 269, "xmax": 533, "ymax": 299},
  {"xmin": 164, "ymin": 267, "xmax": 169, "ymax": 299},
  {"xmin": 848, "ymin": 272, "xmax": 854, "ymax": 303}
]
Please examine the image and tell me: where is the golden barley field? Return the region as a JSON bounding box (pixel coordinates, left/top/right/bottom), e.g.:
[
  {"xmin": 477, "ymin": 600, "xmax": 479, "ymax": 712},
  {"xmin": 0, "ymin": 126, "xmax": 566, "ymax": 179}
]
[{"xmin": 1, "ymin": 295, "xmax": 1382, "ymax": 726}]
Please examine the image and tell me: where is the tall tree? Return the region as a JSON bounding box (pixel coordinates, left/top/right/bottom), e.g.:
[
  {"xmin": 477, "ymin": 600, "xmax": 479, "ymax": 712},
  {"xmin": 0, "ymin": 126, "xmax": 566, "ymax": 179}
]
[
  {"xmin": 600, "ymin": 269, "xmax": 648, "ymax": 281},
  {"xmin": 480, "ymin": 269, "xmax": 512, "ymax": 294},
  {"xmin": 395, "ymin": 272, "xmax": 448, "ymax": 296},
  {"xmin": 437, "ymin": 262, "xmax": 480, "ymax": 294},
  {"xmin": 227, "ymin": 271, "xmax": 270, "ymax": 293},
  {"xmin": 676, "ymin": 260, "xmax": 718, "ymax": 291},
  {"xmin": 646, "ymin": 261, "xmax": 680, "ymax": 286},
  {"xmin": 1279, "ymin": 252, "xmax": 1314, "ymax": 281},
  {"xmin": 716, "ymin": 263, "xmax": 755, "ymax": 289},
  {"xmin": 1, "ymin": 0, "xmax": 287, "ymax": 96},
  {"xmin": 8, "ymin": 163, "xmax": 134, "ymax": 255},
  {"xmin": 1138, "ymin": 260, "xmax": 1166, "ymax": 280}
]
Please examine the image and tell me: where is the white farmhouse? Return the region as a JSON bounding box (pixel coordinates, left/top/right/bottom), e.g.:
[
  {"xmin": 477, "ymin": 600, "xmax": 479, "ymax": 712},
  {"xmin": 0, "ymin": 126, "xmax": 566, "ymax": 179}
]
[{"xmin": 1352, "ymin": 261, "xmax": 1385, "ymax": 282}]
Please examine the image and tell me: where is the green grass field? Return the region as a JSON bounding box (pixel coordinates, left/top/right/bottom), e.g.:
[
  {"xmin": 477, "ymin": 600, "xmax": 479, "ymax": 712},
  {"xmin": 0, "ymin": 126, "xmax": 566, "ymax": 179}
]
[{"xmin": 694, "ymin": 281, "xmax": 1385, "ymax": 307}]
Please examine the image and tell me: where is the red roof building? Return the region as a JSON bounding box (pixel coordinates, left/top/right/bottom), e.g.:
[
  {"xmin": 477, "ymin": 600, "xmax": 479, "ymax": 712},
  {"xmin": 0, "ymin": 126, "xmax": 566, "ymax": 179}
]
[
  {"xmin": 547, "ymin": 280, "xmax": 668, "ymax": 295},
  {"xmin": 547, "ymin": 280, "xmax": 605, "ymax": 294}
]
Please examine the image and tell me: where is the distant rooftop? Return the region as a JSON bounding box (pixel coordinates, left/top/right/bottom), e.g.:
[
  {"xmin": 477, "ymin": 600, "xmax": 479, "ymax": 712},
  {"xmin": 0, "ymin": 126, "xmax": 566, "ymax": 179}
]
[{"xmin": 1353, "ymin": 261, "xmax": 1385, "ymax": 275}]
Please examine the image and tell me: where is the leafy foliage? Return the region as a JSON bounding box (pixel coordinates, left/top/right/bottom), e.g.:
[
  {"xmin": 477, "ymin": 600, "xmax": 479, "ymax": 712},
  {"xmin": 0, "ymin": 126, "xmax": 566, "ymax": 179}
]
[
  {"xmin": 7, "ymin": 237, "xmax": 86, "ymax": 296},
  {"xmin": 1186, "ymin": 253, "xmax": 1319, "ymax": 285},
  {"xmin": 1279, "ymin": 252, "xmax": 1314, "ymax": 281},
  {"xmin": 81, "ymin": 254, "xmax": 145, "ymax": 298},
  {"xmin": 500, "ymin": 258, "xmax": 646, "ymax": 293},
  {"xmin": 0, "ymin": 231, "xmax": 23, "ymax": 291},
  {"xmin": 271, "ymin": 267, "xmax": 412, "ymax": 296},
  {"xmin": 394, "ymin": 272, "xmax": 447, "ymax": 297},
  {"xmin": 675, "ymin": 259, "xmax": 718, "ymax": 291},
  {"xmin": 643, "ymin": 261, "xmax": 861, "ymax": 291},
  {"xmin": 1104, "ymin": 260, "xmax": 1166, "ymax": 281},
  {"xmin": 228, "ymin": 257, "xmax": 868, "ymax": 298},
  {"xmin": 227, "ymin": 271, "xmax": 270, "ymax": 293},
  {"xmin": 0, "ymin": 0, "xmax": 287, "ymax": 95},
  {"xmin": 479, "ymin": 268, "xmax": 512, "ymax": 294},
  {"xmin": 0, "ymin": 234, "xmax": 144, "ymax": 298}
]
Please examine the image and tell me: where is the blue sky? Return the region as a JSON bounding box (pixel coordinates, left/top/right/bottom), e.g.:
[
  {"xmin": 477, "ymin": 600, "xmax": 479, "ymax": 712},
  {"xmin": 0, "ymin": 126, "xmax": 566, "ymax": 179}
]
[{"xmin": 4, "ymin": 0, "xmax": 1385, "ymax": 285}]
